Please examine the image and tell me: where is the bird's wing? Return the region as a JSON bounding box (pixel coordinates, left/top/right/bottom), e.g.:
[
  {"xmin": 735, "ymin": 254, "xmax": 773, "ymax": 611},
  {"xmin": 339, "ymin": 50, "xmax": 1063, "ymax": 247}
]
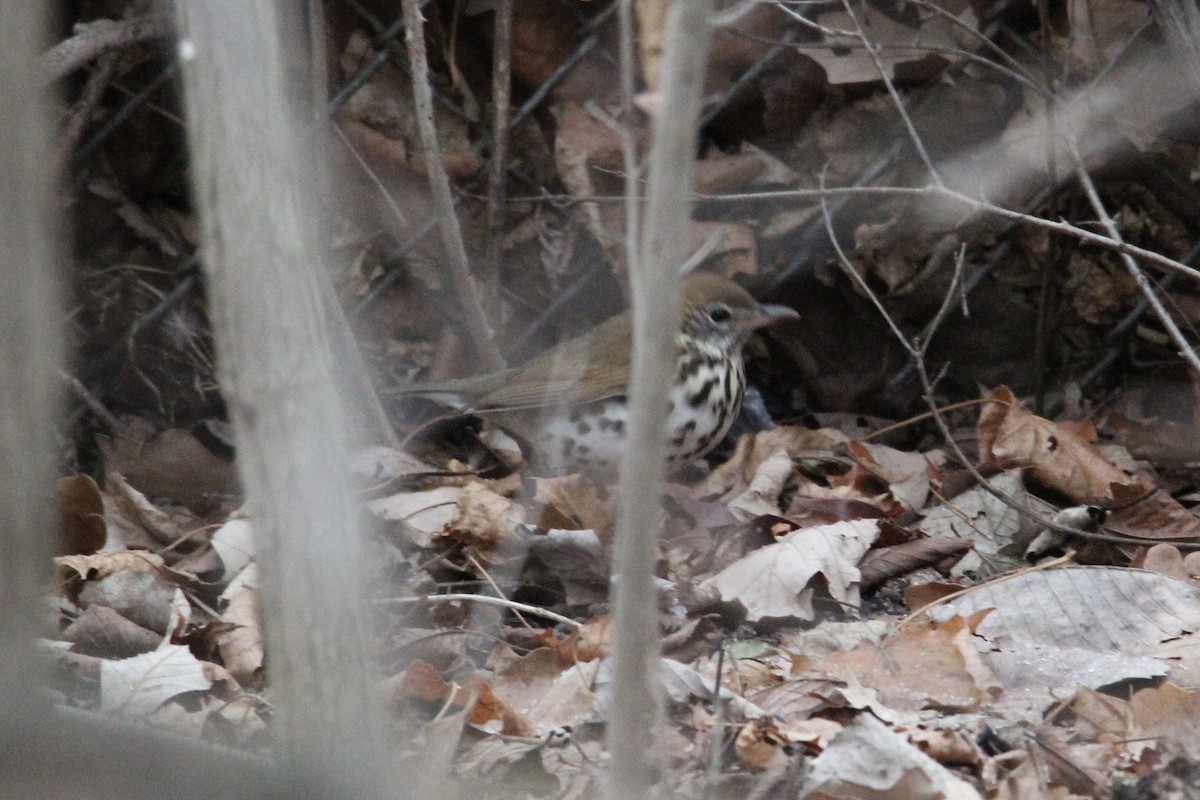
[{"xmin": 475, "ymin": 315, "xmax": 632, "ymax": 409}]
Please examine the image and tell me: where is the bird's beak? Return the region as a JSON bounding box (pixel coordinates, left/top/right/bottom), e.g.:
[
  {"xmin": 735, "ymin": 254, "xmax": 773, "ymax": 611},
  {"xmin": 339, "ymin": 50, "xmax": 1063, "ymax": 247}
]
[{"xmin": 738, "ymin": 302, "xmax": 799, "ymax": 333}]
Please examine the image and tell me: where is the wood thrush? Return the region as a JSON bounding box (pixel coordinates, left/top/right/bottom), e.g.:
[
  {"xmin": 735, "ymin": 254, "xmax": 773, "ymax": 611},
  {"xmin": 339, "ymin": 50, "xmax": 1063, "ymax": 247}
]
[{"xmin": 396, "ymin": 273, "xmax": 798, "ymax": 475}]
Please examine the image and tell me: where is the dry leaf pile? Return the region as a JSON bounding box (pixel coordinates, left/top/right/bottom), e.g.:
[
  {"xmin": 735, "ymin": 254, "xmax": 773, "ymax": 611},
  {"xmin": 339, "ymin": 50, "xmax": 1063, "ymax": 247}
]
[
  {"xmin": 46, "ymin": 385, "xmax": 1200, "ymax": 798},
  {"xmin": 43, "ymin": 0, "xmax": 1200, "ymax": 798}
]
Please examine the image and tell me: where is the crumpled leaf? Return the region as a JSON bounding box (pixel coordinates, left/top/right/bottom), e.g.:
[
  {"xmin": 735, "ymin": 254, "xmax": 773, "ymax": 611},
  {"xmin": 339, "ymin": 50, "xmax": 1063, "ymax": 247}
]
[
  {"xmin": 847, "ymin": 441, "xmax": 934, "ymax": 513},
  {"xmin": 210, "ymin": 517, "xmax": 254, "ymax": 583},
  {"xmin": 725, "ymin": 449, "xmax": 795, "ymax": 521},
  {"xmin": 696, "ymin": 426, "xmax": 846, "ymax": 501},
  {"xmin": 532, "ymin": 474, "xmax": 612, "ymax": 539},
  {"xmin": 217, "ymin": 583, "xmax": 264, "ymax": 689},
  {"xmin": 445, "ymin": 482, "xmax": 529, "ymax": 566},
  {"xmin": 809, "ymin": 1, "xmax": 979, "ymax": 84},
  {"xmin": 978, "ymin": 386, "xmax": 1127, "ymax": 502},
  {"xmin": 918, "ymin": 470, "xmax": 1052, "ymax": 578},
  {"xmin": 788, "ymin": 615, "xmax": 997, "ymax": 713},
  {"xmin": 800, "ymin": 713, "xmax": 983, "ymax": 799},
  {"xmin": 56, "ymin": 549, "xmax": 165, "ymax": 582},
  {"xmin": 487, "ymin": 648, "xmax": 600, "ymax": 735},
  {"xmin": 700, "ymin": 519, "xmax": 880, "ymax": 622},
  {"xmin": 368, "ymin": 486, "xmax": 462, "ymax": 547},
  {"xmin": 100, "ymin": 639, "xmax": 215, "ymax": 717},
  {"xmin": 57, "ymin": 474, "xmax": 107, "ymax": 555}
]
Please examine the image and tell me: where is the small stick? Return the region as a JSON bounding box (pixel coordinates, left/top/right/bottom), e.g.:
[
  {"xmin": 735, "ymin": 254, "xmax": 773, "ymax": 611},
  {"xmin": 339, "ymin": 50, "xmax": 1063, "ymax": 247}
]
[
  {"xmin": 399, "ymin": 0, "xmax": 505, "ymax": 371},
  {"xmin": 378, "ymin": 592, "xmax": 582, "ymax": 629}
]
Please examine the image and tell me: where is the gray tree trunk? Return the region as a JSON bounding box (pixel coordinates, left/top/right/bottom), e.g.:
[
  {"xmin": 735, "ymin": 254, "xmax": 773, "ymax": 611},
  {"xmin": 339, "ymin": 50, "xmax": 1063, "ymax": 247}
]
[{"xmin": 174, "ymin": 3, "xmax": 387, "ymax": 795}]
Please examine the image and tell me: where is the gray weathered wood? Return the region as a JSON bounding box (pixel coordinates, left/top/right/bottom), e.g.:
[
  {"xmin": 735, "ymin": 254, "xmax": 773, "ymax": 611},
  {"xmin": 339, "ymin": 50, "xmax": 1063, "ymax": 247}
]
[
  {"xmin": 173, "ymin": 3, "xmax": 386, "ymax": 795},
  {"xmin": 606, "ymin": 1, "xmax": 716, "ymax": 799},
  {"xmin": 0, "ymin": 0, "xmax": 62, "ymax": 725}
]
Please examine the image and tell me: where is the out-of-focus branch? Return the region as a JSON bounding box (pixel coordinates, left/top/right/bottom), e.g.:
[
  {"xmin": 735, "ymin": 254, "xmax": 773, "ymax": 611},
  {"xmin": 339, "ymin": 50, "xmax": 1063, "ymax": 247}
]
[
  {"xmin": 606, "ymin": 1, "xmax": 716, "ymax": 799},
  {"xmin": 1151, "ymin": 0, "xmax": 1200, "ymax": 92},
  {"xmin": 40, "ymin": 15, "xmax": 171, "ymax": 83},
  {"xmin": 700, "ymin": 184, "xmax": 1200, "ymax": 286},
  {"xmin": 399, "ymin": 0, "xmax": 505, "ymax": 372},
  {"xmin": 0, "ymin": 0, "xmax": 61, "ymax": 730},
  {"xmin": 174, "ymin": 2, "xmax": 387, "ymax": 796}
]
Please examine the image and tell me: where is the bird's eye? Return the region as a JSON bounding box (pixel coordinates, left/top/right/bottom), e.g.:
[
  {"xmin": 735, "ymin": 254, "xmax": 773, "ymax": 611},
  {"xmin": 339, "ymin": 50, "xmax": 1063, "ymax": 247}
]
[{"xmin": 707, "ymin": 304, "xmax": 732, "ymax": 324}]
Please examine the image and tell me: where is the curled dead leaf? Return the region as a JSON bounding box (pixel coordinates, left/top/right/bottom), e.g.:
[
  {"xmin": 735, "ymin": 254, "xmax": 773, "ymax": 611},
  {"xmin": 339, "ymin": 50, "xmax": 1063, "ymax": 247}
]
[{"xmin": 978, "ymin": 386, "xmax": 1127, "ymax": 502}]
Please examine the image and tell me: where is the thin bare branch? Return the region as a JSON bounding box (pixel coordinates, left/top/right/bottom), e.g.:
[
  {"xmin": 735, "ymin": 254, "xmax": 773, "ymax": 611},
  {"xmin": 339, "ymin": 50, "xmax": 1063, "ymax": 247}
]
[
  {"xmin": 40, "ymin": 15, "xmax": 171, "ymax": 83},
  {"xmin": 483, "ymin": 0, "xmax": 513, "ymax": 318},
  {"xmin": 399, "ymin": 0, "xmax": 505, "ymax": 371},
  {"xmin": 619, "ymin": 0, "xmax": 642, "ymax": 284},
  {"xmin": 608, "ymin": 1, "xmax": 716, "ymax": 798},
  {"xmin": 379, "ymin": 593, "xmax": 582, "ymax": 629},
  {"xmin": 837, "ymin": 0, "xmax": 943, "ymax": 185},
  {"xmin": 700, "ymin": 184, "xmax": 1200, "ymax": 286},
  {"xmin": 819, "ymin": 174, "xmax": 1200, "ymax": 550},
  {"xmin": 1068, "ymin": 139, "xmax": 1200, "ymax": 376}
]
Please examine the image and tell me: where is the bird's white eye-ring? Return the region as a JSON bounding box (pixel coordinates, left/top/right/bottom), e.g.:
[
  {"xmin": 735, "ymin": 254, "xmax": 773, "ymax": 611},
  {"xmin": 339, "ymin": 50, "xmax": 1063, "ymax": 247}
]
[{"xmin": 707, "ymin": 304, "xmax": 732, "ymax": 323}]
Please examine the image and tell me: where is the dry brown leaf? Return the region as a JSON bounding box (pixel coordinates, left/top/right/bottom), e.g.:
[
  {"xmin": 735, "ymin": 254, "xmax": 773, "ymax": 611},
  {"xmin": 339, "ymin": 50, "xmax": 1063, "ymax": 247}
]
[
  {"xmin": 63, "ymin": 604, "xmax": 162, "ymax": 658},
  {"xmin": 217, "ymin": 583, "xmax": 264, "ymax": 689},
  {"xmin": 977, "ymin": 386, "xmax": 1127, "ymax": 502},
  {"xmin": 917, "ymin": 470, "xmax": 1048, "ymax": 578},
  {"xmin": 56, "ymin": 550, "xmax": 165, "ymax": 582},
  {"xmin": 100, "ymin": 640, "xmax": 214, "ymax": 718},
  {"xmin": 725, "ymin": 449, "xmax": 795, "ymax": 521},
  {"xmin": 368, "ymin": 486, "xmax": 461, "ymax": 548},
  {"xmin": 801, "ymin": 713, "xmax": 983, "ymax": 799},
  {"xmin": 847, "ymin": 441, "xmax": 933, "ymax": 514},
  {"xmin": 395, "ymin": 659, "xmax": 457, "ymax": 705},
  {"xmin": 488, "ymin": 648, "xmax": 600, "ymax": 735},
  {"xmin": 532, "ymin": 474, "xmax": 612, "ymax": 537},
  {"xmin": 700, "ymin": 519, "xmax": 879, "ymax": 622},
  {"xmin": 102, "ymin": 469, "xmax": 197, "ymax": 551},
  {"xmin": 859, "ymin": 538, "xmax": 973, "ymax": 591},
  {"xmin": 1103, "ymin": 482, "xmax": 1200, "ymax": 542},
  {"xmin": 57, "ymin": 474, "xmax": 107, "ymax": 555},
  {"xmin": 1133, "ymin": 543, "xmax": 1196, "ymax": 585},
  {"xmin": 99, "ymin": 426, "xmax": 239, "ymax": 513},
  {"xmin": 790, "ymin": 616, "xmax": 991, "ymax": 713},
  {"xmin": 903, "ymin": 580, "xmax": 965, "ymax": 612},
  {"xmin": 696, "ymin": 426, "xmax": 846, "ymax": 501},
  {"xmin": 78, "ymin": 571, "xmax": 182, "ymax": 637},
  {"xmin": 538, "ymin": 614, "xmax": 612, "ymax": 665},
  {"xmin": 465, "ymin": 682, "xmax": 537, "ymax": 737},
  {"xmin": 445, "ymin": 482, "xmax": 529, "ymax": 566},
  {"xmin": 735, "ymin": 717, "xmax": 789, "ymax": 771},
  {"xmin": 1130, "ymin": 684, "xmax": 1200, "ymax": 760}
]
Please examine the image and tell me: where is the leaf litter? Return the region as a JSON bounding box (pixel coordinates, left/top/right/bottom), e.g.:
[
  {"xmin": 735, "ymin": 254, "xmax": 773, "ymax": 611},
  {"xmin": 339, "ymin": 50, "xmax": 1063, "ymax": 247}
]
[{"xmin": 47, "ymin": 0, "xmax": 1200, "ymax": 796}]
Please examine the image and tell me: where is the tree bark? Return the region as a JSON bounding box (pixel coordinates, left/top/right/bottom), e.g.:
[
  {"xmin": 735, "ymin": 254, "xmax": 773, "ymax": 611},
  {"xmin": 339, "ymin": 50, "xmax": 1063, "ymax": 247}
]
[
  {"xmin": 0, "ymin": 0, "xmax": 62, "ymax": 726},
  {"xmin": 174, "ymin": 3, "xmax": 386, "ymax": 795},
  {"xmin": 606, "ymin": 2, "xmax": 716, "ymax": 799}
]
